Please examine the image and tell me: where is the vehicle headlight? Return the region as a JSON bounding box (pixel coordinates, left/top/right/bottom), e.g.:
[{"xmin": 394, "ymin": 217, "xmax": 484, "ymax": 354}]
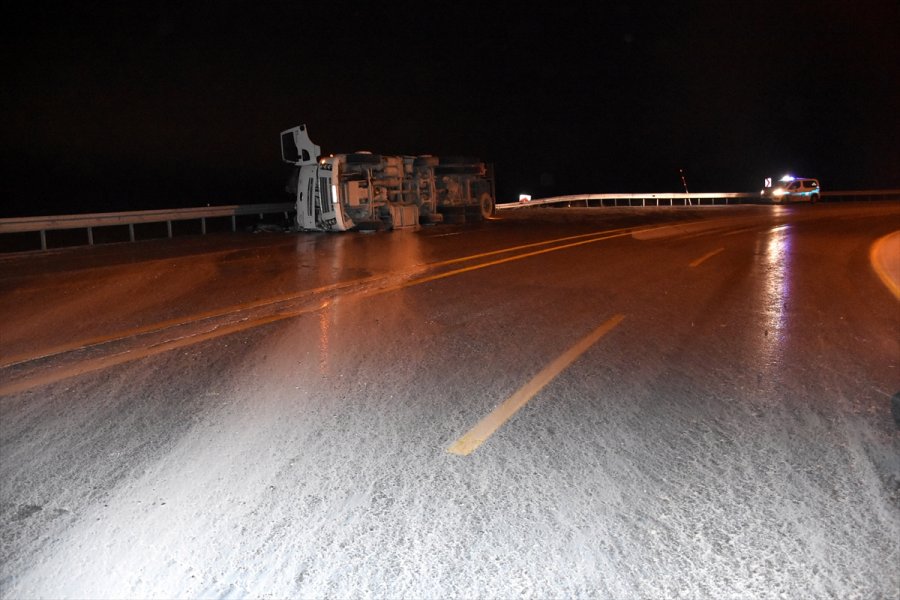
[{"xmin": 772, "ymin": 188, "xmax": 787, "ymax": 196}]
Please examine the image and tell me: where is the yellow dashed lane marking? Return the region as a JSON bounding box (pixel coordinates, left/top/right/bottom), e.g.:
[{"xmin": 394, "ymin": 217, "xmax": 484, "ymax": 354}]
[
  {"xmin": 447, "ymin": 314, "xmax": 625, "ymax": 456},
  {"xmin": 689, "ymin": 246, "xmax": 725, "ymax": 267}
]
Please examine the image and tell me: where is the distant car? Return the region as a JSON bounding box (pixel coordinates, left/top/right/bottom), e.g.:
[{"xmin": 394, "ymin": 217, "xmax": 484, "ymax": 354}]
[{"xmin": 760, "ymin": 177, "xmax": 821, "ymax": 203}]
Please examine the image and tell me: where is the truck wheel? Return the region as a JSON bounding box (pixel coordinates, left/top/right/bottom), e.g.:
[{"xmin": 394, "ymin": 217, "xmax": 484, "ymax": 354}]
[
  {"xmin": 479, "ymin": 193, "xmax": 495, "ymax": 219},
  {"xmin": 811, "ymin": 194, "xmax": 819, "ymax": 203}
]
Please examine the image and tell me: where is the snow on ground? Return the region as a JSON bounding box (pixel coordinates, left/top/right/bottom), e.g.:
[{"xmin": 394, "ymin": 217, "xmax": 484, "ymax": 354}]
[
  {"xmin": 4, "ymin": 291, "xmax": 898, "ymax": 599},
  {"xmin": 2, "ymin": 205, "xmax": 899, "ymax": 598}
]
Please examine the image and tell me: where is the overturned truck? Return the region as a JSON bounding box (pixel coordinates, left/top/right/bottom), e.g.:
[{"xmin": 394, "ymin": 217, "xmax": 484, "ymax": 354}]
[{"xmin": 281, "ymin": 125, "xmax": 495, "ymax": 232}]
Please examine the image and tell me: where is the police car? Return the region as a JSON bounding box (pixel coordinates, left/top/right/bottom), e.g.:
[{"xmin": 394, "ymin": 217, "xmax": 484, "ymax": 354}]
[{"xmin": 760, "ymin": 175, "xmax": 821, "ymax": 203}]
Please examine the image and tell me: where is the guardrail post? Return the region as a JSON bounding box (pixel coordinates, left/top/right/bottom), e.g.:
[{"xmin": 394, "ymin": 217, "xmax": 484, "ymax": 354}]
[
  {"xmin": 40, "ymin": 230, "xmax": 47, "ymax": 251},
  {"xmin": 201, "ymin": 217, "xmax": 207, "ymax": 235},
  {"xmin": 129, "ymin": 224, "xmax": 135, "ymax": 242},
  {"xmin": 87, "ymin": 227, "xmax": 94, "ymax": 246},
  {"xmin": 167, "ymin": 221, "xmax": 173, "ymax": 239},
  {"xmin": 231, "ymin": 216, "xmax": 236, "ymax": 232}
]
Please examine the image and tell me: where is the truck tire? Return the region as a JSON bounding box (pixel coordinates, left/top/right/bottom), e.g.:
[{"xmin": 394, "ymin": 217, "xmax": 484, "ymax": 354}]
[{"xmin": 479, "ymin": 192, "xmax": 495, "ymax": 219}]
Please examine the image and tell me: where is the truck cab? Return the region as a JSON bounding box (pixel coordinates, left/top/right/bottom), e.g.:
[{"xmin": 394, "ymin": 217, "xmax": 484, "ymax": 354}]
[{"xmin": 281, "ymin": 125, "xmax": 354, "ymax": 231}]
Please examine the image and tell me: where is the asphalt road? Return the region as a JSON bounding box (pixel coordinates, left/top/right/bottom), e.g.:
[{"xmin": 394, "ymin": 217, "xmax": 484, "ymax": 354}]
[{"xmin": 2, "ymin": 203, "xmax": 899, "ymax": 599}]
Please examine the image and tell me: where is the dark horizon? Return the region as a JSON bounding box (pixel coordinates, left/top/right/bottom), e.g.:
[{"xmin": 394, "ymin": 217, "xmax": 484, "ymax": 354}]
[{"xmin": 4, "ymin": 1, "xmax": 899, "ymax": 217}]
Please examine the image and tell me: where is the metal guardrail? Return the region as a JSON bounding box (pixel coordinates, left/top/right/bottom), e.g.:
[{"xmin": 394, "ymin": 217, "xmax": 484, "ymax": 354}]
[
  {"xmin": 0, "ymin": 203, "xmax": 295, "ymax": 251},
  {"xmin": 2, "ymin": 190, "xmax": 898, "ymax": 253},
  {"xmin": 498, "ymin": 192, "xmax": 752, "ymax": 209},
  {"xmin": 496, "ymin": 189, "xmax": 900, "ymax": 210}
]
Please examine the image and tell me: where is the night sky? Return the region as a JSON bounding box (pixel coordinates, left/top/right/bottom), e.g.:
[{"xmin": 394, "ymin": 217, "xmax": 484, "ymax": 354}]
[{"xmin": 4, "ymin": 1, "xmax": 899, "ymax": 217}]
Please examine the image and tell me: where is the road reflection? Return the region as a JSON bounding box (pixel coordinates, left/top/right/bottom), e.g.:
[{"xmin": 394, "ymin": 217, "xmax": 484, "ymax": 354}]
[
  {"xmin": 318, "ymin": 300, "xmax": 332, "ymax": 375},
  {"xmin": 756, "ymin": 224, "xmax": 793, "ymax": 369},
  {"xmin": 309, "ymin": 230, "xmax": 427, "ymax": 376}
]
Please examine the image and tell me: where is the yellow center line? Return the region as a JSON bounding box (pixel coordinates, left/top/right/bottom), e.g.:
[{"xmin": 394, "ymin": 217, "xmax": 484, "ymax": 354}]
[
  {"xmin": 430, "ymin": 226, "xmax": 641, "ymax": 267},
  {"xmin": 689, "ymin": 247, "xmax": 725, "ymax": 267},
  {"xmin": 399, "ymin": 230, "xmax": 635, "ymax": 288},
  {"xmin": 447, "ymin": 314, "xmax": 625, "ymax": 456}
]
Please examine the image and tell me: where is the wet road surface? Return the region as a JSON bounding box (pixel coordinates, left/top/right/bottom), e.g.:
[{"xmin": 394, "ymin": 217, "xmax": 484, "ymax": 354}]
[{"xmin": 1, "ymin": 203, "xmax": 899, "ymax": 598}]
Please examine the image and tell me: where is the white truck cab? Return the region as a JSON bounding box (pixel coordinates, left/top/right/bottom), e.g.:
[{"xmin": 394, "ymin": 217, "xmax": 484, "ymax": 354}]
[{"xmin": 281, "ymin": 125, "xmax": 355, "ymax": 231}]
